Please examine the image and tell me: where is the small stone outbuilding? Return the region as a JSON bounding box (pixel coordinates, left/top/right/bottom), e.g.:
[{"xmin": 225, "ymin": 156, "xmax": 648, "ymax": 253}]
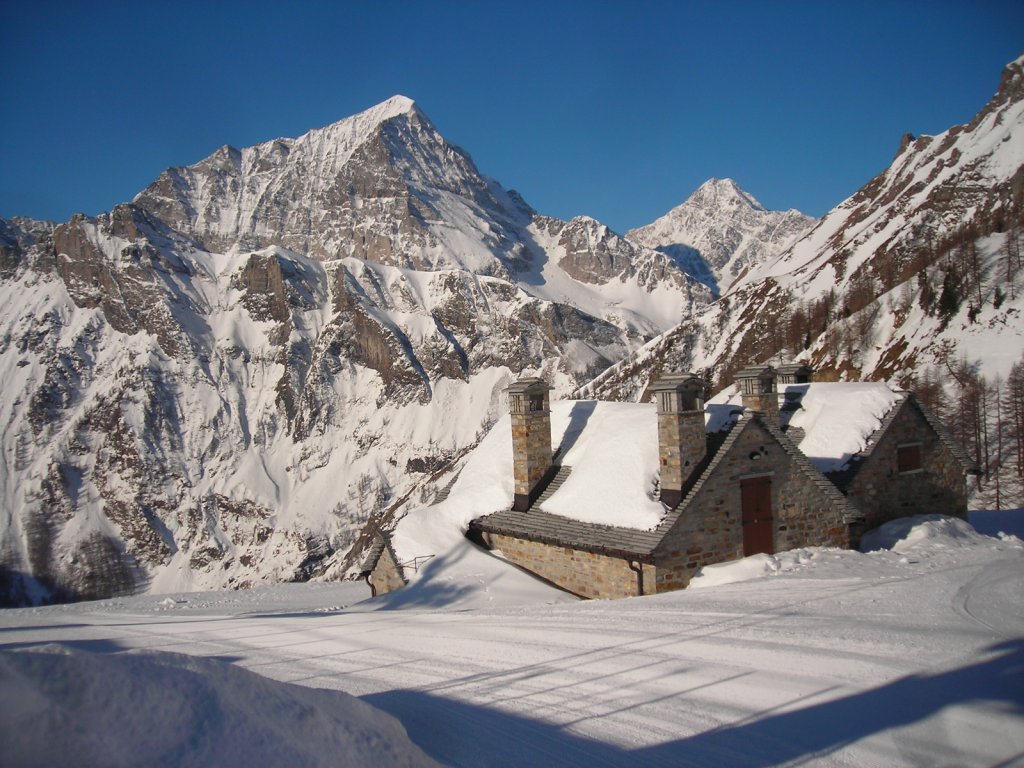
[{"xmin": 360, "ymin": 533, "xmax": 407, "ymax": 596}]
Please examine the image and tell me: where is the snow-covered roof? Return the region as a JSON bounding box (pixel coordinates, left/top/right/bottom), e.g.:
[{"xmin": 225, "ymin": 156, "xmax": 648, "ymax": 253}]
[
  {"xmin": 782, "ymin": 382, "xmax": 904, "ymax": 472},
  {"xmin": 393, "ymin": 382, "xmax": 909, "ymax": 566},
  {"xmin": 713, "ymin": 381, "xmax": 905, "ymax": 473}
]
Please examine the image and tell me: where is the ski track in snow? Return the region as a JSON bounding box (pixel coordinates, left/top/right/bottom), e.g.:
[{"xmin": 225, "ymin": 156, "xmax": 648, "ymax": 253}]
[{"xmin": 2, "ymin": 521, "xmax": 1023, "ymax": 768}]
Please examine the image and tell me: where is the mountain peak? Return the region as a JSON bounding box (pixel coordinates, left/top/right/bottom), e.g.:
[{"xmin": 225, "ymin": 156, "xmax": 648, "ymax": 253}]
[
  {"xmin": 366, "ymin": 94, "xmax": 418, "ymax": 121},
  {"xmin": 689, "ymin": 178, "xmax": 765, "ymax": 212},
  {"xmin": 301, "ymin": 95, "xmax": 423, "ymax": 147}
]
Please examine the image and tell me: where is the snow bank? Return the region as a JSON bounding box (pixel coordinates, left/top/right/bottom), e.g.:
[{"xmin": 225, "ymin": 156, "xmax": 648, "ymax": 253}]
[
  {"xmin": 688, "ymin": 548, "xmax": 831, "ymax": 589},
  {"xmin": 691, "ymin": 514, "xmax": 1024, "ymax": 590},
  {"xmin": 384, "ymin": 412, "xmax": 576, "ymax": 610},
  {"xmin": 860, "ymin": 514, "xmax": 1021, "ymax": 553},
  {"xmin": 0, "ymin": 645, "xmax": 439, "ymax": 768}
]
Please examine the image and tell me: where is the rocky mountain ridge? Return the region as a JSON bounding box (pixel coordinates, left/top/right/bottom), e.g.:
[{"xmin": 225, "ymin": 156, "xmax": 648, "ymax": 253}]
[{"xmin": 8, "ymin": 50, "xmax": 1019, "ymax": 607}]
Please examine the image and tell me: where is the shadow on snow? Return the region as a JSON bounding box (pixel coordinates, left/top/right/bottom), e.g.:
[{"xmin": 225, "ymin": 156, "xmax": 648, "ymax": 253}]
[{"xmin": 364, "ymin": 638, "xmax": 1024, "ymax": 768}]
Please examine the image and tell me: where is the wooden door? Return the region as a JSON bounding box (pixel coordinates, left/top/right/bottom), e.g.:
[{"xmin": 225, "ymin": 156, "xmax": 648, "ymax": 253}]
[{"xmin": 741, "ymin": 476, "xmax": 774, "ymax": 556}]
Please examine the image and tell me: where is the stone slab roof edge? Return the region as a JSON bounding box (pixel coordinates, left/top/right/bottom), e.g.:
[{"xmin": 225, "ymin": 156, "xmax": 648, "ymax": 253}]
[
  {"xmin": 360, "ymin": 530, "xmax": 408, "ymax": 582},
  {"xmin": 905, "ymin": 393, "xmax": 978, "ymax": 474},
  {"xmin": 470, "ymin": 507, "xmax": 661, "ymax": 558},
  {"xmin": 360, "ymin": 536, "xmax": 386, "ymax": 573}
]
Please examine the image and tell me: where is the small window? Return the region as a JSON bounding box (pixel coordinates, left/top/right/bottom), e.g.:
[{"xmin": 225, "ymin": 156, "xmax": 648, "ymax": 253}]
[
  {"xmin": 897, "ymin": 443, "xmax": 922, "ymax": 474},
  {"xmin": 529, "ymin": 394, "xmax": 544, "ymax": 412}
]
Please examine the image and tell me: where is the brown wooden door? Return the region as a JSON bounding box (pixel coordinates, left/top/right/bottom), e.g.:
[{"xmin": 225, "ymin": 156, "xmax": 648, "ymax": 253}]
[{"xmin": 741, "ymin": 476, "xmax": 774, "ymax": 556}]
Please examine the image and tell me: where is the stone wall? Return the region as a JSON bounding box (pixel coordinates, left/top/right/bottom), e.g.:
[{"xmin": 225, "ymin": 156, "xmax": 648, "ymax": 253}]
[
  {"xmin": 368, "ymin": 546, "xmax": 406, "ymax": 596},
  {"xmin": 652, "ymin": 416, "xmax": 850, "ymax": 592},
  {"xmin": 483, "ymin": 532, "xmax": 654, "ymax": 599},
  {"xmin": 844, "ymin": 401, "xmax": 967, "ymax": 531}
]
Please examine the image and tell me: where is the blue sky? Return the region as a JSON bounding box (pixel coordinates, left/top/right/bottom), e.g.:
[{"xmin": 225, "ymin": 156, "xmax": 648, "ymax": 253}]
[{"xmin": 1, "ymin": 1, "xmax": 1021, "ymax": 233}]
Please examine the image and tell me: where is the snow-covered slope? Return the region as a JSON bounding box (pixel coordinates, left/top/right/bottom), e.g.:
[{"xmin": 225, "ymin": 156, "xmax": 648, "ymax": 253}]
[
  {"xmin": 627, "ymin": 178, "xmax": 815, "ymax": 295},
  {"xmin": 1, "ymin": 643, "xmax": 440, "ymax": 768}
]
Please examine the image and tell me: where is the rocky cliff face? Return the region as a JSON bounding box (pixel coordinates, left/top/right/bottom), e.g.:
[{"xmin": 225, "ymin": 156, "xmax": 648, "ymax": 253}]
[{"xmin": 1, "ymin": 96, "xmax": 713, "ymax": 605}]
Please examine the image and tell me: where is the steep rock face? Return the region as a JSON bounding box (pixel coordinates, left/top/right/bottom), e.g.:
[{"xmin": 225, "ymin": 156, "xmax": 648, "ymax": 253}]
[
  {"xmin": 1, "ymin": 218, "xmax": 54, "ymax": 276},
  {"xmin": 589, "ymin": 55, "xmax": 1024, "ymax": 402},
  {"xmin": 133, "ymin": 96, "xmax": 533, "ymax": 276},
  {"xmin": 537, "ymin": 215, "xmax": 697, "ymax": 291},
  {"xmin": 627, "ymin": 178, "xmax": 815, "ymax": 295}
]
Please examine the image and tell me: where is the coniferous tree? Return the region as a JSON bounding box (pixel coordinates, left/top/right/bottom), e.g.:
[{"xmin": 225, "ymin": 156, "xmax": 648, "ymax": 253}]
[
  {"xmin": 1005, "ymin": 355, "xmax": 1024, "ymax": 495},
  {"xmin": 938, "ymin": 268, "xmax": 962, "ymax": 318}
]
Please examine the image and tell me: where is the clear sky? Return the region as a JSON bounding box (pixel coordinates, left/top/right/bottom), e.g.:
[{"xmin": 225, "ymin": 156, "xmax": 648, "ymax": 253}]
[{"xmin": 1, "ymin": 0, "xmax": 1021, "ymax": 234}]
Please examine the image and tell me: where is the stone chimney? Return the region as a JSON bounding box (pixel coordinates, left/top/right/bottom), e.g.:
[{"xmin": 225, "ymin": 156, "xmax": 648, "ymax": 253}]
[
  {"xmin": 775, "ymin": 363, "xmax": 814, "ymax": 387},
  {"xmin": 507, "ymin": 377, "xmax": 553, "ymax": 512},
  {"xmin": 736, "ymin": 364, "xmax": 779, "ymax": 420},
  {"xmin": 650, "ymin": 373, "xmax": 710, "ymax": 508}
]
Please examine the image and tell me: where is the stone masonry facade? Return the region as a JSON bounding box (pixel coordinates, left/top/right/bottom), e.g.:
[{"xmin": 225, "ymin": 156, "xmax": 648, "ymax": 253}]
[
  {"xmin": 843, "ymin": 400, "xmax": 968, "ymax": 531},
  {"xmin": 651, "ymin": 416, "xmax": 850, "ymax": 593},
  {"xmin": 658, "ymin": 410, "xmax": 707, "ymax": 507},
  {"xmin": 483, "ymin": 532, "xmax": 655, "ymax": 599}
]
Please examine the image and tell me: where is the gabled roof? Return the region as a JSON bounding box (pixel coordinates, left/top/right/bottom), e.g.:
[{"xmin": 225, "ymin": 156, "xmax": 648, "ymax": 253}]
[
  {"xmin": 824, "ymin": 393, "xmax": 978, "ymax": 490},
  {"xmin": 472, "ymin": 418, "xmax": 738, "ymax": 558},
  {"xmin": 906, "ymin": 394, "xmax": 978, "ymax": 475},
  {"xmin": 474, "ymin": 408, "xmax": 865, "ymax": 559},
  {"xmin": 359, "ymin": 531, "xmax": 406, "ymax": 581}
]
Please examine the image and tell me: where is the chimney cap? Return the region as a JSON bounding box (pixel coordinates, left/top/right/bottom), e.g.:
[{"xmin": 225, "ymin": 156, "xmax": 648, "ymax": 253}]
[
  {"xmin": 505, "ymin": 377, "xmax": 552, "ymax": 395},
  {"xmin": 735, "ymin": 364, "xmax": 776, "ymax": 379},
  {"xmin": 776, "ymin": 362, "xmax": 813, "ymax": 376},
  {"xmin": 650, "ymin": 373, "xmax": 710, "ymax": 414},
  {"xmin": 649, "ymin": 372, "xmax": 710, "ymax": 394}
]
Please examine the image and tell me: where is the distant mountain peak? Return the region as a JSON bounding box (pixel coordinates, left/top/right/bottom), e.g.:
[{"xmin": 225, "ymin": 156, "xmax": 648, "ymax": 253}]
[
  {"xmin": 689, "ymin": 178, "xmax": 765, "ymax": 212},
  {"xmin": 627, "ymin": 178, "xmax": 815, "ymax": 295}
]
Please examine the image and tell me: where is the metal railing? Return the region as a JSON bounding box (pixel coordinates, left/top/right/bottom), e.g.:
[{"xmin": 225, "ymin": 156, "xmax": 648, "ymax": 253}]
[{"xmin": 401, "ymin": 554, "xmax": 435, "ymax": 573}]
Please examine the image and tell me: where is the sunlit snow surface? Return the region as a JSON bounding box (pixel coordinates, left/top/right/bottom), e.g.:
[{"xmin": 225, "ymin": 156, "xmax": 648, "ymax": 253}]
[{"xmin": 2, "ymin": 513, "xmax": 1022, "ymax": 767}]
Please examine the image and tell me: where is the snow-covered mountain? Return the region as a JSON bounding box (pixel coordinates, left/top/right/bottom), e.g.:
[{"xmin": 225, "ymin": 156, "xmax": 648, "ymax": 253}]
[
  {"xmin": 588, "ymin": 54, "xmax": 1024, "ymax": 401},
  {"xmin": 0, "ymin": 96, "xmax": 715, "ymax": 606},
  {"xmin": 626, "ymin": 178, "xmax": 815, "ymax": 296}
]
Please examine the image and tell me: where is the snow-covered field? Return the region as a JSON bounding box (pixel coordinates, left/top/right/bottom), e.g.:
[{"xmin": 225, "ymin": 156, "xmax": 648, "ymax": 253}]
[{"xmin": 2, "ymin": 514, "xmax": 1023, "ymax": 767}]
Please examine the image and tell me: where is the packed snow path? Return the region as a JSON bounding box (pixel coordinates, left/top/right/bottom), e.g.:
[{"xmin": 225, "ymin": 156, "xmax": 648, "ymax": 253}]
[{"xmin": 2, "ymin": 519, "xmax": 1023, "ymax": 767}]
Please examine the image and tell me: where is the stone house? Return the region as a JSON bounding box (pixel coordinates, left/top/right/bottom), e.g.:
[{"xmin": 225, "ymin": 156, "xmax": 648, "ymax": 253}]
[{"xmin": 463, "ymin": 367, "xmax": 973, "ymax": 599}]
